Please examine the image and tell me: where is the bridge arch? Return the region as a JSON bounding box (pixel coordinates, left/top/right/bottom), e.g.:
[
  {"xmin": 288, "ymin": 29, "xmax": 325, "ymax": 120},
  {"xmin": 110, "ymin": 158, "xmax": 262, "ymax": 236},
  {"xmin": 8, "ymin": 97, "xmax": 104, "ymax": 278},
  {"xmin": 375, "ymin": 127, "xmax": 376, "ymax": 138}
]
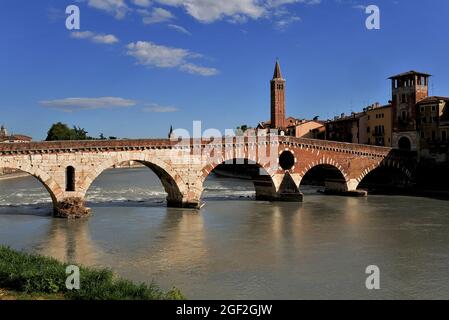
[
  {"xmin": 80, "ymin": 153, "xmax": 187, "ymax": 206},
  {"xmin": 354, "ymin": 160, "xmax": 413, "ymax": 191},
  {"xmin": 201, "ymin": 157, "xmax": 278, "ymax": 200},
  {"xmin": 298, "ymin": 158, "xmax": 350, "ymax": 187},
  {"xmin": 0, "ymin": 165, "xmax": 60, "ymax": 206},
  {"xmin": 201, "ymin": 152, "xmax": 276, "ymax": 185}
]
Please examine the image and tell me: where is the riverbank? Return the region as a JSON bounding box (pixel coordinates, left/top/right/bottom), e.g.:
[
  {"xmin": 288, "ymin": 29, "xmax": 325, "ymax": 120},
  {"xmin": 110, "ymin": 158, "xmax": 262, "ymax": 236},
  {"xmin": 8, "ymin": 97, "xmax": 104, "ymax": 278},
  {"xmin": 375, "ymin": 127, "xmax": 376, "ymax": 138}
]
[{"xmin": 0, "ymin": 246, "xmax": 184, "ymax": 300}]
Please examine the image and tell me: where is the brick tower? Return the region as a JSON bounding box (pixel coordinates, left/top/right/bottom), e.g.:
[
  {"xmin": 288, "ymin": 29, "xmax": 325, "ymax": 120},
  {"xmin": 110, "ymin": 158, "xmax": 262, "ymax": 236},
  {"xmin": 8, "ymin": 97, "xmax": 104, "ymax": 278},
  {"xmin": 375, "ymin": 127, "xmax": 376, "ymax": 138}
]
[
  {"xmin": 389, "ymin": 70, "xmax": 430, "ymax": 150},
  {"xmin": 271, "ymin": 60, "xmax": 286, "ymax": 129}
]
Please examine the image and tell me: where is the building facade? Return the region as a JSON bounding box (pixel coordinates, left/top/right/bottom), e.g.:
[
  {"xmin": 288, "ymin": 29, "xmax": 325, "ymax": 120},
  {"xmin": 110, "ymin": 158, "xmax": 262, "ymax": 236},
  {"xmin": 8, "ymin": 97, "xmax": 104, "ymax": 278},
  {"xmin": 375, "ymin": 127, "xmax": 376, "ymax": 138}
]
[
  {"xmin": 416, "ymin": 96, "xmax": 449, "ymax": 162},
  {"xmin": 365, "ymin": 104, "xmax": 393, "ymax": 147},
  {"xmin": 326, "ymin": 113, "xmax": 365, "ymax": 144}
]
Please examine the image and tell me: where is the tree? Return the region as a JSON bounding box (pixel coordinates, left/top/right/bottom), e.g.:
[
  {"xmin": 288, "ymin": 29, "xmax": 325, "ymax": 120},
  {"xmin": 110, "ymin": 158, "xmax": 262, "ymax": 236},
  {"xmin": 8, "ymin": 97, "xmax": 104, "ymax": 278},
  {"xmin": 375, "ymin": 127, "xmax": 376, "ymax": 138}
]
[
  {"xmin": 46, "ymin": 122, "xmax": 92, "ymax": 141},
  {"xmin": 46, "ymin": 122, "xmax": 73, "ymax": 141},
  {"xmin": 235, "ymin": 124, "xmax": 252, "ymax": 135},
  {"xmin": 73, "ymin": 126, "xmax": 89, "ymax": 140}
]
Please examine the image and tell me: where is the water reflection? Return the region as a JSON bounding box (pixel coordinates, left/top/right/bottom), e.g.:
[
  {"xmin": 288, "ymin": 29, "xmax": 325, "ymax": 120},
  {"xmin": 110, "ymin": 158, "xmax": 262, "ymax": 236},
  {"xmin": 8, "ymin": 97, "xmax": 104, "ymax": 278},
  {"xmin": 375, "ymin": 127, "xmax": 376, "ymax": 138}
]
[{"xmin": 1, "ymin": 170, "xmax": 449, "ymax": 299}]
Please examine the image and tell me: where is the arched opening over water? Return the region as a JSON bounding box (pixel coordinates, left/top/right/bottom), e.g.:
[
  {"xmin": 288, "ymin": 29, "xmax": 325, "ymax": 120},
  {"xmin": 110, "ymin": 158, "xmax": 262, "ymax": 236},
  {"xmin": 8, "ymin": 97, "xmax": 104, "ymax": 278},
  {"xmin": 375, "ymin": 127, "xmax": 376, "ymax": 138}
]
[
  {"xmin": 0, "ymin": 168, "xmax": 56, "ymax": 211},
  {"xmin": 85, "ymin": 160, "xmax": 183, "ymax": 206},
  {"xmin": 358, "ymin": 165, "xmax": 412, "ymax": 193},
  {"xmin": 202, "ymin": 158, "xmax": 276, "ymax": 201},
  {"xmin": 299, "ymin": 164, "xmax": 348, "ymax": 193}
]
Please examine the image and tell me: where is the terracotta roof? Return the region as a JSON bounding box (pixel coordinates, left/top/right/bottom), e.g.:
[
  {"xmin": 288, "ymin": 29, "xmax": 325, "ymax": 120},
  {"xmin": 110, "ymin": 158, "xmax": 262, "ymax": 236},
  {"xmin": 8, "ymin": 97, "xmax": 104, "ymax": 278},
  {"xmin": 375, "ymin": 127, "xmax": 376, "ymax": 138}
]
[
  {"xmin": 0, "ymin": 134, "xmax": 32, "ymax": 142},
  {"xmin": 366, "ymin": 104, "xmax": 392, "ymax": 111},
  {"xmin": 417, "ymin": 96, "xmax": 449, "ymax": 105},
  {"xmin": 388, "ymin": 70, "xmax": 431, "ymax": 79},
  {"xmin": 328, "ymin": 112, "xmax": 365, "ymax": 123}
]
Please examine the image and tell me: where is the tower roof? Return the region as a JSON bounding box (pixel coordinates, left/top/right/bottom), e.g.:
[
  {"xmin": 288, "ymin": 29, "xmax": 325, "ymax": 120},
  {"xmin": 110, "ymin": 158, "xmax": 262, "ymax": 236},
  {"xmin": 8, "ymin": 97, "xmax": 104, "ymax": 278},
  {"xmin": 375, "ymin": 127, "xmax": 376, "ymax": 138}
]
[
  {"xmin": 273, "ymin": 60, "xmax": 283, "ymax": 79},
  {"xmin": 388, "ymin": 70, "xmax": 431, "ymax": 79}
]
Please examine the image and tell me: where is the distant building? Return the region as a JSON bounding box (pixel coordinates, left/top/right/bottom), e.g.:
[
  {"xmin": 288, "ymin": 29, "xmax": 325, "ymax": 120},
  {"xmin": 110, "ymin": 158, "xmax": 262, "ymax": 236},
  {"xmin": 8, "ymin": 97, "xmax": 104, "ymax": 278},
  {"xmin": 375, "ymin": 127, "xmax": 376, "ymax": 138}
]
[
  {"xmin": 365, "ymin": 103, "xmax": 393, "ymax": 147},
  {"xmin": 389, "ymin": 71, "xmax": 431, "ymax": 151},
  {"xmin": 256, "ymin": 60, "xmax": 326, "ymax": 138},
  {"xmin": 326, "ymin": 112, "xmax": 366, "ymax": 144},
  {"xmin": 0, "ymin": 125, "xmax": 32, "ymax": 143},
  {"xmin": 416, "ymin": 96, "xmax": 449, "ymax": 162}
]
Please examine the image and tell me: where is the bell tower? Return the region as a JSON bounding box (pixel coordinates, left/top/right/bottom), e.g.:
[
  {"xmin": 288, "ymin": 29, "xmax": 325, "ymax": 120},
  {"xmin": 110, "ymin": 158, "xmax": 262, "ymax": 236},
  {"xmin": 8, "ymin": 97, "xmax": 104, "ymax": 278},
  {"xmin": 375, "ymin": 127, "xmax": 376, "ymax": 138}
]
[{"xmin": 271, "ymin": 60, "xmax": 286, "ymax": 129}]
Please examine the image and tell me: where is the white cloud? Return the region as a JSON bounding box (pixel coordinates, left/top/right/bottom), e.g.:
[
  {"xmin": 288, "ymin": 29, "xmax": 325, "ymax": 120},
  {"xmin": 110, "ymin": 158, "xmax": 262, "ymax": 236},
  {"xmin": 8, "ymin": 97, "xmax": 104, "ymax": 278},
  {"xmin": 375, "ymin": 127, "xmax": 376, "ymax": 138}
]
[
  {"xmin": 155, "ymin": 0, "xmax": 264, "ymax": 23},
  {"xmin": 142, "ymin": 104, "xmax": 179, "ymax": 112},
  {"xmin": 132, "ymin": 0, "xmax": 151, "ymax": 7},
  {"xmin": 153, "ymin": 0, "xmax": 319, "ymax": 23},
  {"xmin": 142, "ymin": 7, "xmax": 175, "ymax": 24},
  {"xmin": 126, "ymin": 41, "xmax": 218, "ymax": 76},
  {"xmin": 40, "ymin": 97, "xmax": 136, "ymax": 112},
  {"xmin": 87, "ymin": 0, "xmax": 129, "ymax": 19},
  {"xmin": 126, "ymin": 41, "xmax": 190, "ymax": 67},
  {"xmin": 180, "ymin": 63, "xmax": 219, "ymax": 76},
  {"xmin": 167, "ymin": 24, "xmax": 192, "ymax": 35},
  {"xmin": 71, "ymin": 31, "xmax": 119, "ymax": 44}
]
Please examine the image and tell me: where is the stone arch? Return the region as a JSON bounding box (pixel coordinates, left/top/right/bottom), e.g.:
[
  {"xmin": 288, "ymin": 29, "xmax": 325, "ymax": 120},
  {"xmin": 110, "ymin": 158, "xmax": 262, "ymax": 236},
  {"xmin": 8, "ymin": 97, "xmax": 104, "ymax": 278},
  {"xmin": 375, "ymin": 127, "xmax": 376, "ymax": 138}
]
[
  {"xmin": 80, "ymin": 153, "xmax": 187, "ymax": 205},
  {"xmin": 298, "ymin": 157, "xmax": 350, "ymax": 186},
  {"xmin": 0, "ymin": 164, "xmax": 60, "ymax": 206},
  {"xmin": 200, "ymin": 157, "xmax": 277, "ymax": 199},
  {"xmin": 354, "ymin": 160, "xmax": 413, "ymax": 190},
  {"xmin": 201, "ymin": 152, "xmax": 276, "ymax": 184}
]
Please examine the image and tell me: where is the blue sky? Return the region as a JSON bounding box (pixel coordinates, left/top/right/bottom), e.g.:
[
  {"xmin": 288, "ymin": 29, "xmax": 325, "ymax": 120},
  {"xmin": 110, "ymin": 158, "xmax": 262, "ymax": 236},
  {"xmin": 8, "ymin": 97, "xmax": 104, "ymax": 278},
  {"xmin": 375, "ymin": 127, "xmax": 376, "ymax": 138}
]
[{"xmin": 1, "ymin": 0, "xmax": 449, "ymax": 140}]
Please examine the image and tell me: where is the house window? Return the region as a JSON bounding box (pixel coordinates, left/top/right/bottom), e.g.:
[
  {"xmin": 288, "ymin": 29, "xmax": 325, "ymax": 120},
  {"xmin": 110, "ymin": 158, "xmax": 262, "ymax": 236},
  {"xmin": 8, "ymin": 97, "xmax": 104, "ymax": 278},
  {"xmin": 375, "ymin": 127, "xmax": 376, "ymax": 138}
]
[
  {"xmin": 401, "ymin": 111, "xmax": 407, "ymax": 120},
  {"xmin": 420, "ymin": 106, "xmax": 425, "ymax": 113},
  {"xmin": 432, "ymin": 105, "xmax": 436, "ymax": 112}
]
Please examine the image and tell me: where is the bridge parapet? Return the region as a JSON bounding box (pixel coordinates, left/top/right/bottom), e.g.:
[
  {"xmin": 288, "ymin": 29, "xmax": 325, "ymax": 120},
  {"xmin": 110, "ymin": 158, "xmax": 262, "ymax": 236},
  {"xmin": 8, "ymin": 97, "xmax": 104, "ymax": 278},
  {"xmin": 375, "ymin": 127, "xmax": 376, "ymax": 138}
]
[{"xmin": 0, "ymin": 136, "xmax": 410, "ymax": 159}]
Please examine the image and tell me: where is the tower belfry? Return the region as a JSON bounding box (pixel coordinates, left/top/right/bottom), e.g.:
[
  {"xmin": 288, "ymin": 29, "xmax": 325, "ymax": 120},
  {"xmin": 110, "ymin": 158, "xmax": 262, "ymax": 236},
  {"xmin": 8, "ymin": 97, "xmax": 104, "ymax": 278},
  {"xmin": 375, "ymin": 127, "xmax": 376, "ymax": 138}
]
[{"xmin": 271, "ymin": 60, "xmax": 286, "ymax": 129}]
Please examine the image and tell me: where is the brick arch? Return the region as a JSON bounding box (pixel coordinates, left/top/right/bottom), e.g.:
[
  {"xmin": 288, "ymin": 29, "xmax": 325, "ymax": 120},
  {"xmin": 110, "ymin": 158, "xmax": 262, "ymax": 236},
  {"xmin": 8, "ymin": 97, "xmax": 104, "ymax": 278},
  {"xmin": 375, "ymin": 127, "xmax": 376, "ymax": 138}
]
[
  {"xmin": 200, "ymin": 155, "xmax": 277, "ymax": 197},
  {"xmin": 354, "ymin": 159, "xmax": 413, "ymax": 187},
  {"xmin": 200, "ymin": 154, "xmax": 275, "ymax": 184},
  {"xmin": 79, "ymin": 153, "xmax": 187, "ymax": 203},
  {"xmin": 298, "ymin": 157, "xmax": 350, "ymax": 184},
  {"xmin": 0, "ymin": 164, "xmax": 61, "ymax": 205}
]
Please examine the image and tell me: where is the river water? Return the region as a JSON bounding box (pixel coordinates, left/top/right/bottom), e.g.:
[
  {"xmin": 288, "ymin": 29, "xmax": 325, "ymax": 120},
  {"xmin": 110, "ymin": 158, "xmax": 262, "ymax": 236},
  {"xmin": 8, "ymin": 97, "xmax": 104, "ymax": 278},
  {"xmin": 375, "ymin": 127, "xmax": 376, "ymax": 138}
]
[{"xmin": 1, "ymin": 167, "xmax": 449, "ymax": 299}]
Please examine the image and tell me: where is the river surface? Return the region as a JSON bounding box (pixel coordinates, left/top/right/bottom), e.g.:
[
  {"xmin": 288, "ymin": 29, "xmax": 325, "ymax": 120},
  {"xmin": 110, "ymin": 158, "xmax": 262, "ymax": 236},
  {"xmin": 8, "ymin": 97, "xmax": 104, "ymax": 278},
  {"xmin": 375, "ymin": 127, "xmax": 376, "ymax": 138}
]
[{"xmin": 1, "ymin": 167, "xmax": 449, "ymax": 299}]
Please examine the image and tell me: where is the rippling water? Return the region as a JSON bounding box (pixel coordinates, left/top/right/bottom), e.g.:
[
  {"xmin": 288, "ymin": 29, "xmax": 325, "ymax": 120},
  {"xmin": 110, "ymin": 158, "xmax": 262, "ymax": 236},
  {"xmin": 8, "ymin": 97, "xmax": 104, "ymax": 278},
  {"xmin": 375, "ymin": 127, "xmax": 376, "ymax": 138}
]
[{"xmin": 1, "ymin": 168, "xmax": 449, "ymax": 299}]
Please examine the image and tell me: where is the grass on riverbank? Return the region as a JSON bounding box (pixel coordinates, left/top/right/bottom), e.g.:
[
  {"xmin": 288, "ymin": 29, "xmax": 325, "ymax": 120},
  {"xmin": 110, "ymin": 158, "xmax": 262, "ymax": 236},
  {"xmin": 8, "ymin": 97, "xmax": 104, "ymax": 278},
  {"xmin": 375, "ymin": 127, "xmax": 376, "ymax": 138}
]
[{"xmin": 0, "ymin": 246, "xmax": 184, "ymax": 300}]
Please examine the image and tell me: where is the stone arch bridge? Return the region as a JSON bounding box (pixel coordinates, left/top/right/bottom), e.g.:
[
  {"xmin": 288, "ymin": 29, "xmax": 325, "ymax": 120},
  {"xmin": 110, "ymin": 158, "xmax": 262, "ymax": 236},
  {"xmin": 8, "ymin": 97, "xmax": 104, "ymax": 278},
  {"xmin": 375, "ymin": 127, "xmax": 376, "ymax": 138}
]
[{"xmin": 0, "ymin": 136, "xmax": 415, "ymax": 218}]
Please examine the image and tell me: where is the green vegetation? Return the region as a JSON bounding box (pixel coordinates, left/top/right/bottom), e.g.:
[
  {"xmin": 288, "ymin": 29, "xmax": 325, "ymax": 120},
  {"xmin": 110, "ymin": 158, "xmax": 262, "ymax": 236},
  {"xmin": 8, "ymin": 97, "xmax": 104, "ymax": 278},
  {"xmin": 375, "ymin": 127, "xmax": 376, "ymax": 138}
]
[
  {"xmin": 46, "ymin": 122, "xmax": 92, "ymax": 141},
  {"xmin": 45, "ymin": 123, "xmax": 118, "ymax": 141},
  {"xmin": 0, "ymin": 246, "xmax": 184, "ymax": 300}
]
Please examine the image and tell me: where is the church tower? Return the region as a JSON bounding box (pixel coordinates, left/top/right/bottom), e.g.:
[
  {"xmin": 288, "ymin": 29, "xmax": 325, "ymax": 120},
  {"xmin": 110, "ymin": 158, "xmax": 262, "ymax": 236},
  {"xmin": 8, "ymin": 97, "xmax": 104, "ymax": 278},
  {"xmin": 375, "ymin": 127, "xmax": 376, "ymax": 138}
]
[{"xmin": 270, "ymin": 60, "xmax": 286, "ymax": 129}]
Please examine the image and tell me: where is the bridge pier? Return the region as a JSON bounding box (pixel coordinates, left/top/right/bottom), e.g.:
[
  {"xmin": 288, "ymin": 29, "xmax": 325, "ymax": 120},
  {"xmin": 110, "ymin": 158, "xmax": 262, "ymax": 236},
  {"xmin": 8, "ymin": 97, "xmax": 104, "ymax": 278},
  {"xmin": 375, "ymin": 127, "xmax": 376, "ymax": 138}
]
[
  {"xmin": 54, "ymin": 197, "xmax": 91, "ymax": 219},
  {"xmin": 254, "ymin": 174, "xmax": 303, "ymax": 202},
  {"xmin": 322, "ymin": 179, "xmax": 367, "ymax": 197}
]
